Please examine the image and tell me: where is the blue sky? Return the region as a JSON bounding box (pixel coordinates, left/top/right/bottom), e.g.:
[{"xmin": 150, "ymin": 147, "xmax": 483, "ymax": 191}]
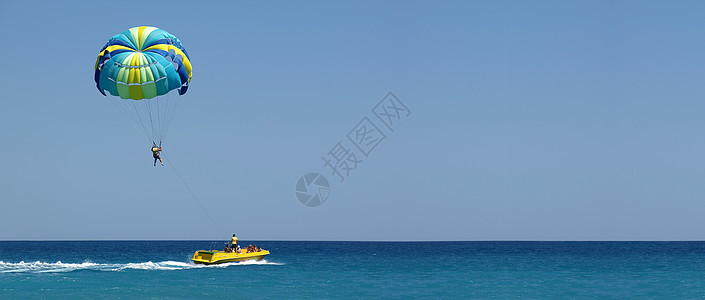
[{"xmin": 1, "ymin": 0, "xmax": 704, "ymax": 240}]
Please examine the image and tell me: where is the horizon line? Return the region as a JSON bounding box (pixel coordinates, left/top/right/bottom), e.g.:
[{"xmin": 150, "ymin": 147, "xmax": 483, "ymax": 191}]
[{"xmin": 2, "ymin": 239, "xmax": 705, "ymax": 242}]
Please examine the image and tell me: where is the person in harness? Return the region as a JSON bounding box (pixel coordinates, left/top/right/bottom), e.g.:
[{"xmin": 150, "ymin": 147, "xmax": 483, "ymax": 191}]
[{"xmin": 151, "ymin": 145, "xmax": 163, "ymax": 166}]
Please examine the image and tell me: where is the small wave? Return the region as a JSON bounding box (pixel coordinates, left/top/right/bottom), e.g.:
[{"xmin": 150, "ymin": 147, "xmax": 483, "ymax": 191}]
[
  {"xmin": 215, "ymin": 260, "xmax": 284, "ymax": 267},
  {"xmin": 0, "ymin": 260, "xmax": 282, "ymax": 273}
]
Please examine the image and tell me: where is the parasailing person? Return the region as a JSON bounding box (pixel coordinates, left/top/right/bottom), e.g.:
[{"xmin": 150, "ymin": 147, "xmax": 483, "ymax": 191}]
[
  {"xmin": 94, "ymin": 26, "xmax": 192, "ymax": 164},
  {"xmin": 151, "ymin": 144, "xmax": 163, "ymax": 166}
]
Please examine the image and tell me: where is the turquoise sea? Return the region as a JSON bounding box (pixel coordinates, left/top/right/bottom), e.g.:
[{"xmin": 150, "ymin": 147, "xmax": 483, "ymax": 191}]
[{"xmin": 2, "ymin": 241, "xmax": 705, "ymax": 298}]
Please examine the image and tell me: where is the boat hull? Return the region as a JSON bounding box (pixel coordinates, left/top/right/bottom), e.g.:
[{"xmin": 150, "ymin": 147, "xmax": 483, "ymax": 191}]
[{"xmin": 191, "ymin": 250, "xmax": 270, "ymax": 265}]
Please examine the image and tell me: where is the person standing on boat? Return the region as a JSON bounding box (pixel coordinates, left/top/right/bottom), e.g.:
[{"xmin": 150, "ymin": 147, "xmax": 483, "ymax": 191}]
[{"xmin": 231, "ymin": 234, "xmax": 239, "ymax": 252}]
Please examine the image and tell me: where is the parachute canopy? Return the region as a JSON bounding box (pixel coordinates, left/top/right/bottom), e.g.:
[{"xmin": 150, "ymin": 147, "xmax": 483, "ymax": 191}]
[
  {"xmin": 94, "ymin": 26, "xmax": 192, "ymax": 100},
  {"xmin": 94, "ymin": 26, "xmax": 192, "ymax": 145}
]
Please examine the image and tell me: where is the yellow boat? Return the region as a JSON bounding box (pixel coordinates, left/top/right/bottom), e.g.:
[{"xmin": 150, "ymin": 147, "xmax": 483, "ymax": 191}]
[{"xmin": 191, "ymin": 249, "xmax": 270, "ymax": 265}]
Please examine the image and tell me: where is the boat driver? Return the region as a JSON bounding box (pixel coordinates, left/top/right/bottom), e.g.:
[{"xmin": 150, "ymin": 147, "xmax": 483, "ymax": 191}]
[{"xmin": 231, "ymin": 234, "xmax": 239, "ymax": 252}]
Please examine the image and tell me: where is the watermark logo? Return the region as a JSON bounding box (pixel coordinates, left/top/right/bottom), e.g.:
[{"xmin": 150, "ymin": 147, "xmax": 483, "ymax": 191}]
[
  {"xmin": 295, "ymin": 172, "xmax": 330, "ymax": 207},
  {"xmin": 295, "ymin": 92, "xmax": 411, "ymax": 208}
]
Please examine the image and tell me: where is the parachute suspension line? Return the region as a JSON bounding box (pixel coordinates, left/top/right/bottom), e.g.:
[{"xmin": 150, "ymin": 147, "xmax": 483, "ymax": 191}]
[
  {"xmin": 155, "ymin": 94, "xmax": 163, "ymax": 146},
  {"xmin": 157, "ymin": 93, "xmax": 169, "ymax": 146},
  {"xmin": 129, "ymin": 100, "xmax": 156, "ymax": 146},
  {"xmin": 106, "ymin": 92, "xmax": 180, "ymax": 148},
  {"xmin": 111, "ymin": 100, "xmax": 136, "ymax": 131},
  {"xmin": 162, "ymin": 154, "xmax": 224, "ymax": 237},
  {"xmin": 110, "ymin": 99, "xmax": 151, "ymax": 145},
  {"xmin": 144, "ymin": 99, "xmax": 158, "ymax": 144},
  {"xmin": 161, "ymin": 92, "xmax": 181, "ymax": 145}
]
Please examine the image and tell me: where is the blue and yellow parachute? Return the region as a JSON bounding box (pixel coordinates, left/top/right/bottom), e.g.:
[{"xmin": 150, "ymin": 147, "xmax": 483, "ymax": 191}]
[
  {"xmin": 95, "ymin": 26, "xmax": 192, "ymax": 100},
  {"xmin": 95, "ymin": 26, "xmax": 192, "ymax": 145}
]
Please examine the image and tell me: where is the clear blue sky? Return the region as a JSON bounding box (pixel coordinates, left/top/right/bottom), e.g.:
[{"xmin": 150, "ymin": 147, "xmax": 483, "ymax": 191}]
[{"xmin": 1, "ymin": 0, "xmax": 704, "ymax": 241}]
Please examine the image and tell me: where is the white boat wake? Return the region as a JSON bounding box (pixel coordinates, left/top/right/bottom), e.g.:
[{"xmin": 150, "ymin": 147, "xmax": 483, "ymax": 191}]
[{"xmin": 0, "ymin": 260, "xmax": 282, "ymax": 273}]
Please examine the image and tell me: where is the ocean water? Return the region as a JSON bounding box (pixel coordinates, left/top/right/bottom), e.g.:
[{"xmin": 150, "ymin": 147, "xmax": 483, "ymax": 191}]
[{"xmin": 2, "ymin": 241, "xmax": 705, "ymax": 298}]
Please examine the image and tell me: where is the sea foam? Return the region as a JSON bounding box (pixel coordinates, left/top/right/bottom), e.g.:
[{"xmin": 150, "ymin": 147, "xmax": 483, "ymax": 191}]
[{"xmin": 0, "ymin": 260, "xmax": 281, "ymax": 273}]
